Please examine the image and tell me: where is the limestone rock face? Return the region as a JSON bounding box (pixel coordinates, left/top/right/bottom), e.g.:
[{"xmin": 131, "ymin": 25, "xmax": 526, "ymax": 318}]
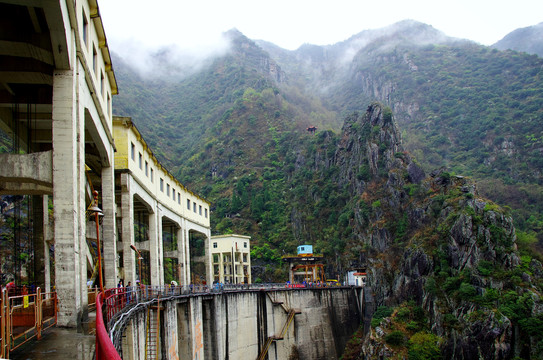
[{"xmin": 330, "ymin": 103, "xmax": 543, "ymax": 359}]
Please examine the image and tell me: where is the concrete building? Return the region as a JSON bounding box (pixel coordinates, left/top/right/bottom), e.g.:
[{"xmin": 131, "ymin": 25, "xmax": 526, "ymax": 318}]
[
  {"xmin": 0, "ymin": 0, "xmax": 213, "ymax": 329},
  {"xmin": 0, "ymin": 0, "xmax": 118, "ymax": 327},
  {"xmin": 112, "ymin": 117, "xmax": 211, "ymax": 287},
  {"xmin": 345, "ymin": 270, "xmax": 367, "ymax": 286},
  {"xmin": 211, "ymin": 234, "xmax": 251, "ymax": 284}
]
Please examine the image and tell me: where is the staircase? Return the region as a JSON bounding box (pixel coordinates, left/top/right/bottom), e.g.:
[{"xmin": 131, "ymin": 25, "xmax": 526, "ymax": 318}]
[
  {"xmin": 145, "ymin": 299, "xmax": 161, "ymax": 360},
  {"xmin": 257, "ymin": 294, "xmax": 300, "ymax": 360}
]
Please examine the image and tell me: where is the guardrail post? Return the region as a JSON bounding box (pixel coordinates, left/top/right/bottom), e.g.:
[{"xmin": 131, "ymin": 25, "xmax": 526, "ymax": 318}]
[
  {"xmin": 36, "ymin": 288, "xmax": 42, "ymax": 340},
  {"xmin": 1, "ymin": 287, "xmax": 5, "ymax": 359},
  {"xmin": 1, "ymin": 287, "xmax": 10, "ymax": 358}
]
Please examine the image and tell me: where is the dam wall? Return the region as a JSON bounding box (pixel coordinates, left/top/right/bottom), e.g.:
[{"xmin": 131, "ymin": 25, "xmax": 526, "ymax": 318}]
[{"xmin": 113, "ymin": 287, "xmax": 363, "ymax": 360}]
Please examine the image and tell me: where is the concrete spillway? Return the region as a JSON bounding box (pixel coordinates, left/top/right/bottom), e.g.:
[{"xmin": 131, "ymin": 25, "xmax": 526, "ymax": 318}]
[{"xmin": 112, "ymin": 287, "xmax": 364, "ymax": 360}]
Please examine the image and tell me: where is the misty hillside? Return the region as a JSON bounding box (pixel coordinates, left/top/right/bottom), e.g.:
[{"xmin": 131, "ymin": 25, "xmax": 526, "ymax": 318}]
[
  {"xmin": 106, "ymin": 20, "xmax": 543, "ymax": 358},
  {"xmin": 492, "ymin": 22, "xmax": 543, "ymax": 57},
  {"xmin": 111, "ymin": 20, "xmax": 543, "ymax": 264}
]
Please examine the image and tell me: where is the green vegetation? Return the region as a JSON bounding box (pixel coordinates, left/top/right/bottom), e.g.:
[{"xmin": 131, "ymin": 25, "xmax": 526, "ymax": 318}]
[{"xmin": 109, "ymin": 27, "xmax": 543, "ymax": 356}]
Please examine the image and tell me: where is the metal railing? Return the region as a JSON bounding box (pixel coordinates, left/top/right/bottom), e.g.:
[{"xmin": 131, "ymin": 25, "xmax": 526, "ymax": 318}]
[
  {"xmin": 0, "ymin": 287, "xmax": 57, "ymax": 358},
  {"xmin": 95, "ymin": 282, "xmax": 350, "ymax": 359}
]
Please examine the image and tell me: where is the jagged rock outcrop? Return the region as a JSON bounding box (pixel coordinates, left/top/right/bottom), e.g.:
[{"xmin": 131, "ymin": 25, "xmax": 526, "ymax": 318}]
[{"xmin": 331, "ymin": 103, "xmax": 543, "ymax": 359}]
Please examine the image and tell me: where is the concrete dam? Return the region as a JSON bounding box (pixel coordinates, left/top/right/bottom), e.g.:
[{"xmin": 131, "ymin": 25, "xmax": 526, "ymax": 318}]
[{"xmin": 108, "ymin": 286, "xmax": 366, "ymax": 360}]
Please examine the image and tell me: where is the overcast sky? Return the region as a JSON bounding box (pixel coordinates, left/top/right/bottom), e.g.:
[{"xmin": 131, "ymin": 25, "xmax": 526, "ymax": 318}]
[{"xmin": 99, "ymin": 0, "xmax": 542, "ymax": 56}]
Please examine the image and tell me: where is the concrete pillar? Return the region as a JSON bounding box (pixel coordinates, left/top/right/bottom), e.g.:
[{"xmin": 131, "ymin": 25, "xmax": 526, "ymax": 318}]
[
  {"xmin": 43, "ymin": 196, "xmax": 52, "ymax": 293},
  {"xmin": 52, "ymin": 68, "xmax": 86, "ymax": 327},
  {"xmin": 219, "ymin": 252, "xmax": 224, "ymax": 284},
  {"xmin": 176, "ymin": 227, "xmax": 185, "ymax": 285},
  {"xmin": 184, "ymin": 226, "xmax": 191, "ymax": 284},
  {"xmin": 121, "ymin": 173, "xmax": 136, "ymax": 285},
  {"xmin": 32, "ymin": 195, "xmax": 46, "ymax": 290},
  {"xmin": 102, "ymin": 165, "xmax": 117, "ymax": 288},
  {"xmin": 205, "ymin": 228, "xmax": 213, "ymax": 286},
  {"xmin": 121, "ymin": 318, "xmax": 137, "ymax": 360},
  {"xmin": 190, "ymin": 297, "xmax": 204, "ymax": 360},
  {"xmin": 149, "ymin": 208, "xmax": 160, "ymax": 286},
  {"xmin": 157, "ymin": 214, "xmax": 164, "ymax": 286},
  {"xmin": 177, "ymin": 302, "xmax": 192, "ymax": 359},
  {"xmin": 163, "ymin": 301, "xmax": 179, "ymax": 360}
]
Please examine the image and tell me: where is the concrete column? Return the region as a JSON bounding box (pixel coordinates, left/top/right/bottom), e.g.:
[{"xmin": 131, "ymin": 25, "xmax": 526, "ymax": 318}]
[
  {"xmin": 163, "ymin": 301, "xmax": 179, "ymax": 360},
  {"xmin": 205, "ymin": 228, "xmax": 213, "ymax": 286},
  {"xmin": 190, "ymin": 297, "xmax": 204, "ymax": 360},
  {"xmin": 247, "ymin": 252, "xmax": 252, "ymax": 284},
  {"xmin": 184, "ymin": 226, "xmax": 191, "ymax": 284},
  {"xmin": 121, "ymin": 173, "xmax": 136, "ymax": 285},
  {"xmin": 176, "ymin": 227, "xmax": 185, "ymax": 285},
  {"xmin": 157, "ymin": 212, "xmax": 164, "ymax": 285},
  {"xmin": 121, "ymin": 319, "xmax": 137, "ymax": 360},
  {"xmin": 43, "ymin": 196, "xmax": 51, "ymax": 293},
  {"xmin": 102, "ymin": 165, "xmax": 117, "ymax": 288},
  {"xmin": 148, "ymin": 207, "xmax": 159, "ymax": 286},
  {"xmin": 32, "ymin": 195, "xmax": 46, "ymax": 290},
  {"xmin": 219, "ymin": 253, "xmax": 224, "ymax": 284},
  {"xmin": 52, "ymin": 68, "xmax": 85, "ymax": 327},
  {"xmin": 177, "ymin": 302, "xmax": 193, "ymax": 359}
]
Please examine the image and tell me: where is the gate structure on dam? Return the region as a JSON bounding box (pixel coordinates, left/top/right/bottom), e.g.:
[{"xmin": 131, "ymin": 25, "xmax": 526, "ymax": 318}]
[{"xmin": 96, "ymin": 284, "xmax": 365, "ymax": 360}]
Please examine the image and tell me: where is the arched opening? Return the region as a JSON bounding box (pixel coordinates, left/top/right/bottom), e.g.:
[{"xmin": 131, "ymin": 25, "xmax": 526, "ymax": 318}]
[
  {"xmin": 189, "ymin": 230, "xmax": 207, "ymax": 285},
  {"xmin": 162, "ymin": 217, "xmax": 179, "ymax": 284}
]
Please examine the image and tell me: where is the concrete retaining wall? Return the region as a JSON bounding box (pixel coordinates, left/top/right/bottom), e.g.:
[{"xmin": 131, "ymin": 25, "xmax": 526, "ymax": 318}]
[{"xmin": 116, "ymin": 287, "xmax": 363, "ymax": 360}]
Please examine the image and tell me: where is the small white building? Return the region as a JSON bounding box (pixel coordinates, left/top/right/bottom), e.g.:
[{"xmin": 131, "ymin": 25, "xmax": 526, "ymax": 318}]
[
  {"xmin": 211, "ymin": 234, "xmax": 251, "ymax": 284},
  {"xmin": 345, "ymin": 270, "xmax": 367, "ymax": 286}
]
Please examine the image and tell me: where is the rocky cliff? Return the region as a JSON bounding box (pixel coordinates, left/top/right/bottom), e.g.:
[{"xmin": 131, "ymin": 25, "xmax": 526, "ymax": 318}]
[{"xmin": 302, "ymin": 103, "xmax": 543, "ymax": 359}]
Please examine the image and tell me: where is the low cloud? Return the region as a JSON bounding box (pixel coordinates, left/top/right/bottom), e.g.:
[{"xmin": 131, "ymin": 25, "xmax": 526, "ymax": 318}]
[{"xmin": 111, "ymin": 33, "xmax": 232, "ymax": 80}]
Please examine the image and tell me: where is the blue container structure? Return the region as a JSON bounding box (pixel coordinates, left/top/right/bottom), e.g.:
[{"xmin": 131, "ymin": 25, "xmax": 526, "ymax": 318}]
[{"xmin": 297, "ymin": 245, "xmax": 313, "ymax": 256}]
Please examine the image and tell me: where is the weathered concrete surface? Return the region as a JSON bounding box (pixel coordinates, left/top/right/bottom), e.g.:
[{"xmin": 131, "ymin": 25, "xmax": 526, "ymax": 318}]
[
  {"xmin": 116, "ymin": 288, "xmax": 362, "ymax": 360},
  {"xmin": 0, "ymin": 151, "xmax": 53, "ymax": 194}
]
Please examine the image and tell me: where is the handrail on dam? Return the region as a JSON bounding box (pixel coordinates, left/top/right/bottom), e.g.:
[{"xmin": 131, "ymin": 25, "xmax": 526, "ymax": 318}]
[
  {"xmin": 95, "ymin": 282, "xmax": 349, "ymax": 358},
  {"xmin": 0, "ymin": 287, "xmax": 57, "ymax": 358}
]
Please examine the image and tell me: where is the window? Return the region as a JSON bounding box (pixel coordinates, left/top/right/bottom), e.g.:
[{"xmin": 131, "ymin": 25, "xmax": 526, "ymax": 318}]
[
  {"xmin": 166, "ymin": 184, "xmax": 170, "ymax": 196},
  {"xmin": 145, "ymin": 161, "xmax": 148, "ymax": 176},
  {"xmin": 93, "ymin": 46, "xmax": 98, "ymax": 74},
  {"xmin": 177, "ymin": 193, "xmax": 180, "ymax": 204},
  {"xmin": 160, "ymin": 178, "xmax": 164, "ymax": 192},
  {"xmin": 172, "ymin": 189, "xmax": 175, "ymax": 200},
  {"xmin": 150, "ymin": 168, "xmax": 154, "ymax": 182},
  {"xmin": 205, "ymin": 208, "xmax": 208, "ymax": 218},
  {"xmin": 100, "ymin": 71, "xmax": 105, "ymax": 96},
  {"xmin": 199, "ymin": 205, "xmax": 202, "ymax": 215},
  {"xmin": 82, "ymin": 10, "xmax": 88, "ymax": 47},
  {"xmin": 243, "ymin": 254, "xmax": 248, "ymax": 262},
  {"xmin": 187, "ymin": 199, "xmax": 190, "ymax": 210},
  {"xmin": 92, "ymin": 45, "xmax": 98, "ymax": 74},
  {"xmin": 213, "ymin": 242, "xmax": 217, "ymax": 248},
  {"xmin": 131, "ymin": 143, "xmax": 135, "ymax": 160},
  {"xmin": 244, "ymin": 242, "xmax": 247, "ymax": 248},
  {"xmin": 213, "ymin": 254, "xmax": 219, "ymax": 262},
  {"xmin": 138, "ymin": 153, "xmax": 142, "ymax": 169},
  {"xmin": 107, "ymin": 93, "xmax": 111, "ymax": 117},
  {"xmin": 193, "ymin": 202, "xmax": 196, "ymax": 212}
]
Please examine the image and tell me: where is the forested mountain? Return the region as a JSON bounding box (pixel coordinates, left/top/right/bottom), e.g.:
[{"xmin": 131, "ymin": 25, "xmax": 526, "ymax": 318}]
[
  {"xmin": 111, "ymin": 21, "xmax": 543, "ymax": 357},
  {"xmin": 112, "ymin": 20, "xmax": 543, "ymax": 261},
  {"xmin": 493, "ymin": 22, "xmax": 543, "ymax": 57}
]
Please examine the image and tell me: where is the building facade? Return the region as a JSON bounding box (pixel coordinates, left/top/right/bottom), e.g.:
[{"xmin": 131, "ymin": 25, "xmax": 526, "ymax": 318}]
[
  {"xmin": 0, "ymin": 0, "xmax": 213, "ymax": 328},
  {"xmin": 0, "ymin": 0, "xmax": 118, "ymax": 327},
  {"xmin": 211, "ymin": 235, "xmax": 251, "ymax": 284},
  {"xmin": 112, "ymin": 117, "xmax": 212, "ymax": 287}
]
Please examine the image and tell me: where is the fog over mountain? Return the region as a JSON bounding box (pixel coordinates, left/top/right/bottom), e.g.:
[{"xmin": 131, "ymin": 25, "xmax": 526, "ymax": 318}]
[
  {"xmin": 106, "ymin": 18, "xmax": 543, "ymax": 357},
  {"xmin": 112, "ymin": 33, "xmax": 233, "ymax": 79},
  {"xmin": 492, "ymin": 22, "xmax": 543, "ymax": 57}
]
